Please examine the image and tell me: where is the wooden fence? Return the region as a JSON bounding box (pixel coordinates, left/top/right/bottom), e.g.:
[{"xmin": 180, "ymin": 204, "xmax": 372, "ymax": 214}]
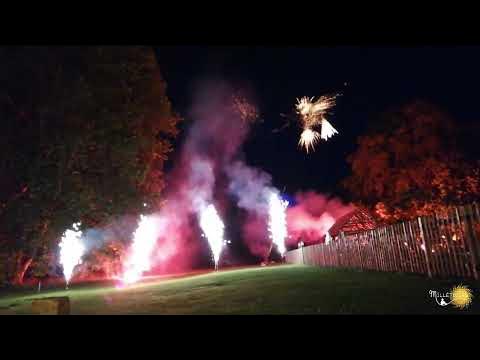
[{"xmin": 285, "ymin": 203, "xmax": 480, "ymax": 280}]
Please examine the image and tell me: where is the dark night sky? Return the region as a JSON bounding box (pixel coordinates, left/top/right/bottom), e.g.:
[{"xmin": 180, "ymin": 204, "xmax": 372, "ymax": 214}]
[{"xmin": 154, "ymin": 46, "xmax": 480, "ymax": 200}]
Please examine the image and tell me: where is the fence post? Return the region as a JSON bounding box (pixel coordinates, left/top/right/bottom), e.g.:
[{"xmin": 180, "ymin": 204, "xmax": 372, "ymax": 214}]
[
  {"xmin": 340, "ymin": 232, "xmax": 346, "ymax": 267},
  {"xmin": 418, "ymin": 217, "xmax": 432, "ymax": 278},
  {"xmin": 455, "ymin": 207, "xmax": 472, "ymax": 278},
  {"xmin": 401, "ymin": 222, "xmax": 412, "ymax": 273},
  {"xmin": 461, "ymin": 205, "xmax": 478, "ymax": 280}
]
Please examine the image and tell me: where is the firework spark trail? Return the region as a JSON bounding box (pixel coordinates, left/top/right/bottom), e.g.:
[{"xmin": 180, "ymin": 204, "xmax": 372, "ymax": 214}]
[
  {"xmin": 320, "ymin": 117, "xmax": 339, "ymax": 140},
  {"xmin": 295, "ymin": 94, "xmax": 340, "ymax": 152},
  {"xmin": 199, "ymin": 204, "xmax": 225, "ymax": 270},
  {"xmin": 298, "ymin": 128, "xmax": 321, "ymax": 154},
  {"xmin": 121, "ymin": 215, "xmax": 160, "ymax": 285},
  {"xmin": 59, "ymin": 222, "xmax": 85, "ymax": 288},
  {"xmin": 268, "ymin": 192, "xmax": 289, "ymax": 257}
]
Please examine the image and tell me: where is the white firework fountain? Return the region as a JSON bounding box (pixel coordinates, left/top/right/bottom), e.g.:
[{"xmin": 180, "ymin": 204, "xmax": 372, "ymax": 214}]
[
  {"xmin": 121, "ymin": 214, "xmax": 159, "ymax": 285},
  {"xmin": 59, "ymin": 222, "xmax": 85, "ymax": 289},
  {"xmin": 268, "ymin": 192, "xmax": 289, "ymax": 258},
  {"xmin": 199, "ymin": 204, "xmax": 226, "ymax": 271}
]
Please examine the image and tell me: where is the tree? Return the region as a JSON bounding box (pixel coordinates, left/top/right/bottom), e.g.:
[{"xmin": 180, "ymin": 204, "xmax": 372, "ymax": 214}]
[
  {"xmin": 30, "ymin": 248, "xmax": 56, "ymax": 282},
  {"xmin": 343, "ymin": 101, "xmax": 480, "ymax": 222},
  {"xmin": 0, "ymin": 47, "xmax": 180, "ymax": 285},
  {"xmin": 76, "ymin": 241, "xmax": 126, "ymax": 280}
]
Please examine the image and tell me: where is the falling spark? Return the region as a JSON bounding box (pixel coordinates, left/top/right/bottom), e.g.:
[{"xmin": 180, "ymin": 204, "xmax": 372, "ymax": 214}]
[
  {"xmin": 295, "ymin": 94, "xmax": 339, "ymax": 152},
  {"xmin": 268, "ymin": 192, "xmax": 289, "ymax": 257},
  {"xmin": 59, "ymin": 222, "xmax": 85, "ymax": 288},
  {"xmin": 121, "ymin": 215, "xmax": 158, "ymax": 285},
  {"xmin": 298, "ymin": 128, "xmax": 321, "ymax": 154},
  {"xmin": 232, "ymin": 94, "xmax": 259, "ymax": 123},
  {"xmin": 320, "ymin": 117, "xmax": 339, "ymax": 140},
  {"xmin": 199, "ymin": 204, "xmax": 226, "ymax": 270}
]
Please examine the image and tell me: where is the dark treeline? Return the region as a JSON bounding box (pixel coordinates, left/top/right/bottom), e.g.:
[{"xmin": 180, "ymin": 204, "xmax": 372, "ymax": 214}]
[{"xmin": 0, "ymin": 46, "xmax": 181, "ymax": 286}]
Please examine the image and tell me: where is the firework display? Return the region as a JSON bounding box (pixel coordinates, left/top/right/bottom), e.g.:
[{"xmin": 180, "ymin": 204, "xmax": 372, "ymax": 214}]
[
  {"xmin": 121, "ymin": 215, "xmax": 159, "ymax": 285},
  {"xmin": 199, "ymin": 204, "xmax": 226, "ymax": 270},
  {"xmin": 12, "ymin": 47, "xmax": 477, "ymax": 317},
  {"xmin": 56, "ymin": 85, "xmax": 342, "ymax": 289},
  {"xmin": 59, "ymin": 222, "xmax": 85, "ymax": 288},
  {"xmin": 268, "ymin": 192, "xmax": 289, "ymax": 257},
  {"xmin": 295, "ymin": 94, "xmax": 340, "ymax": 153}
]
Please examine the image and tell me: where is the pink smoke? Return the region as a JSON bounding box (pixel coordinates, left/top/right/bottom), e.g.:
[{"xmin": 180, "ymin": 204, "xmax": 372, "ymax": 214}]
[
  {"xmin": 122, "ymin": 80, "xmax": 259, "ymax": 277},
  {"xmin": 286, "ymin": 191, "xmax": 354, "ymax": 248},
  {"xmin": 242, "ymin": 213, "xmax": 271, "ymax": 260}
]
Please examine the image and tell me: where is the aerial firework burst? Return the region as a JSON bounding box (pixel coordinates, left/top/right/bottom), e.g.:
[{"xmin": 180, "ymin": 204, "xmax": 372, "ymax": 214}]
[
  {"xmin": 59, "ymin": 222, "xmax": 85, "ymax": 288},
  {"xmin": 268, "ymin": 192, "xmax": 289, "ymax": 257},
  {"xmin": 295, "ymin": 94, "xmax": 340, "ymax": 153},
  {"xmin": 121, "ymin": 214, "xmax": 159, "ymax": 285},
  {"xmin": 199, "ymin": 204, "xmax": 226, "ymax": 270}
]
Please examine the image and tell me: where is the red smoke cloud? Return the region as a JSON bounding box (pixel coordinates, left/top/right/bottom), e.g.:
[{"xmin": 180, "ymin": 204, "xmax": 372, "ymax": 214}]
[
  {"xmin": 242, "ymin": 213, "xmax": 271, "ymax": 261},
  {"xmin": 286, "ymin": 191, "xmax": 354, "ymax": 248}
]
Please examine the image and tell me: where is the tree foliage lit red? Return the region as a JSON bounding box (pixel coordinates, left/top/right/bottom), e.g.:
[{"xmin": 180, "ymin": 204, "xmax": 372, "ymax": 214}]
[{"xmin": 344, "ymin": 101, "xmax": 480, "ymax": 223}]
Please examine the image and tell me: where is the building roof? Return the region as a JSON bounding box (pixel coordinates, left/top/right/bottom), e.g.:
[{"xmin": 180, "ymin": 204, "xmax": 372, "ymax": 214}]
[{"xmin": 328, "ymin": 207, "xmax": 377, "ymax": 237}]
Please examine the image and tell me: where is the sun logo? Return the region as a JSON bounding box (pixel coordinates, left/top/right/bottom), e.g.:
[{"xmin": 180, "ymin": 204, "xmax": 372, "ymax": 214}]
[{"xmin": 450, "ymin": 285, "xmax": 473, "ymax": 309}]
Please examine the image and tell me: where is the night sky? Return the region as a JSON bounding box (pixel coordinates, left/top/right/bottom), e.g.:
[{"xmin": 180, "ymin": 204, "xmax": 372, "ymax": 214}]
[{"xmin": 155, "ymin": 46, "xmax": 480, "ymax": 200}]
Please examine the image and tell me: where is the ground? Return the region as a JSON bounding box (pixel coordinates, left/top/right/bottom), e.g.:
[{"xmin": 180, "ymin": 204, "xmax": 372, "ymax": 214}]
[{"xmin": 0, "ymin": 265, "xmax": 479, "ymax": 314}]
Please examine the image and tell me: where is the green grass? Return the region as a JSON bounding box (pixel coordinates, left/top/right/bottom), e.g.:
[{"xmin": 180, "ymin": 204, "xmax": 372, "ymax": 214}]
[{"xmin": 1, "ymin": 265, "xmax": 479, "ymax": 314}]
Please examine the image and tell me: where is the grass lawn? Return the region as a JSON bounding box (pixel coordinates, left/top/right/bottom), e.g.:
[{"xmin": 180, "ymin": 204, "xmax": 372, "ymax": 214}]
[{"xmin": 0, "ymin": 265, "xmax": 479, "ymax": 315}]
